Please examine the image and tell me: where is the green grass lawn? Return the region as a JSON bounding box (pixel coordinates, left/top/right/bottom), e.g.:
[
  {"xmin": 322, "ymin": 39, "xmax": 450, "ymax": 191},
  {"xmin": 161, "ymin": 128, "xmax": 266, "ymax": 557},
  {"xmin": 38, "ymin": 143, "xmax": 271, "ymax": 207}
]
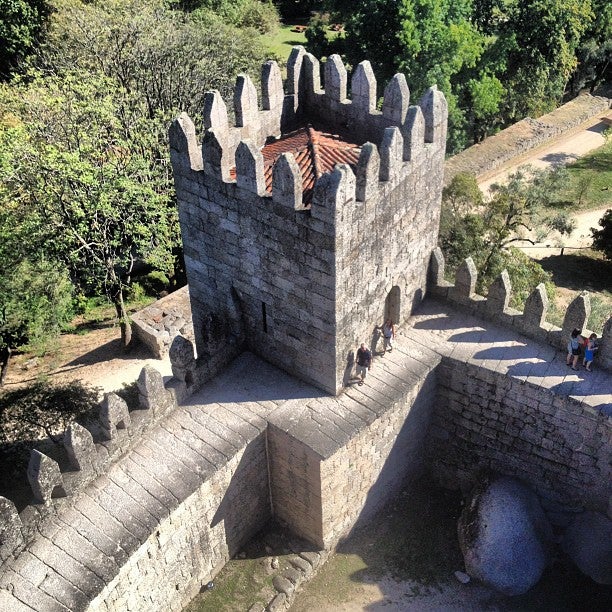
[
  {"xmin": 549, "ymin": 137, "xmax": 612, "ymax": 212},
  {"xmin": 263, "ymin": 24, "xmax": 307, "ymax": 61}
]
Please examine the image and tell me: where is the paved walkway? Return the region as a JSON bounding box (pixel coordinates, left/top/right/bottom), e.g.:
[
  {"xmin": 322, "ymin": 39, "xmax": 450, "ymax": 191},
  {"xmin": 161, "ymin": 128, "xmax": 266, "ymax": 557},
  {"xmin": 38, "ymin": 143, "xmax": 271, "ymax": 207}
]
[
  {"xmin": 405, "ymin": 300, "xmax": 612, "ymax": 413},
  {"xmin": 1, "ymin": 300, "xmax": 610, "ymax": 611}
]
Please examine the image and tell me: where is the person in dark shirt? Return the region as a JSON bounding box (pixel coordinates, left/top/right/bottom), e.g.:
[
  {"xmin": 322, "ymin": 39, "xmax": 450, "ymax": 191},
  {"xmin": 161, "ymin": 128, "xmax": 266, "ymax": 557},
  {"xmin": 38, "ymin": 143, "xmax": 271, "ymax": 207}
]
[{"xmin": 356, "ymin": 343, "xmax": 372, "ymax": 386}]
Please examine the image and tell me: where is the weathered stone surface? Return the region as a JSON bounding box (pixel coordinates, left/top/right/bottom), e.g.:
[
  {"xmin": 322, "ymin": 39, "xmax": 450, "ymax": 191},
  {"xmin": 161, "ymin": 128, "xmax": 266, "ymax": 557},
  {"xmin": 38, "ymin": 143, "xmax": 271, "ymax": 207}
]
[
  {"xmin": 169, "ymin": 335, "xmax": 196, "ymax": 384},
  {"xmin": 561, "ymin": 292, "xmax": 590, "ymax": 349},
  {"xmin": 382, "ymin": 73, "xmax": 410, "ymax": 124},
  {"xmin": 28, "ymin": 450, "xmax": 67, "ymax": 504},
  {"xmin": 355, "ymin": 142, "xmax": 379, "ymax": 202},
  {"xmin": 458, "ymin": 476, "xmax": 553, "ymax": 595},
  {"xmin": 379, "ymin": 126, "xmax": 403, "ymax": 182},
  {"xmin": 236, "ymin": 140, "xmax": 266, "ymax": 196},
  {"xmin": 272, "ymin": 152, "xmax": 302, "ymax": 209},
  {"xmin": 0, "ymin": 496, "xmax": 23, "ymax": 562},
  {"xmin": 100, "ymin": 393, "xmax": 131, "ymax": 440},
  {"xmin": 351, "ymin": 60, "xmax": 376, "ymax": 112},
  {"xmin": 137, "ymin": 365, "xmax": 169, "ymax": 412},
  {"xmin": 487, "ymin": 269, "xmax": 511, "ymax": 315},
  {"xmin": 324, "ymin": 54, "xmax": 348, "ymax": 102},
  {"xmin": 64, "ymin": 422, "xmax": 97, "ymax": 471},
  {"xmin": 562, "ymin": 511, "xmax": 612, "ymax": 584},
  {"xmin": 522, "ymin": 283, "xmax": 549, "ymax": 328},
  {"xmin": 131, "ymin": 286, "xmax": 193, "ymax": 359},
  {"xmin": 428, "ymin": 247, "xmax": 445, "ymax": 287},
  {"xmin": 272, "ymin": 574, "xmax": 295, "ymax": 596},
  {"xmin": 452, "ymin": 257, "xmax": 477, "ymax": 300}
]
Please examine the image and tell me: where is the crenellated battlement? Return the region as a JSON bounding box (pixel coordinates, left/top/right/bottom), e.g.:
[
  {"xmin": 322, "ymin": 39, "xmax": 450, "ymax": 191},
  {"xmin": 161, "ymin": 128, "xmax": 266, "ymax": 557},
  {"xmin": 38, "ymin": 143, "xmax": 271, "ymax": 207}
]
[
  {"xmin": 428, "ymin": 247, "xmax": 612, "ymax": 371},
  {"xmin": 0, "ymin": 362, "xmax": 183, "ymax": 568},
  {"xmin": 169, "ymin": 46, "xmax": 447, "ymax": 211},
  {"xmin": 170, "ymin": 47, "xmax": 448, "ymax": 394}
]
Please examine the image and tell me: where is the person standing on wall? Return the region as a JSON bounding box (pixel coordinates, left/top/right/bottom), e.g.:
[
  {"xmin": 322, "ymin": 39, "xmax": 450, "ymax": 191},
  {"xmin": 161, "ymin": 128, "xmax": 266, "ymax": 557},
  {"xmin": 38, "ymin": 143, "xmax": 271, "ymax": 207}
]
[
  {"xmin": 382, "ymin": 318, "xmax": 395, "ymax": 354},
  {"xmin": 356, "ymin": 343, "xmax": 372, "ymax": 386},
  {"xmin": 566, "ymin": 328, "xmax": 582, "ymax": 370},
  {"xmin": 583, "ymin": 333, "xmax": 598, "ymax": 371}
]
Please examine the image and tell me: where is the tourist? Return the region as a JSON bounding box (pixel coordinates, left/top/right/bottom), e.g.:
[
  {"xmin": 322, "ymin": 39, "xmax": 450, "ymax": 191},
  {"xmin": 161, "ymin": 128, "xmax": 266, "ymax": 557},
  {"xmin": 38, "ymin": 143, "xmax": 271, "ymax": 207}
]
[
  {"xmin": 566, "ymin": 328, "xmax": 582, "ymax": 370},
  {"xmin": 355, "ymin": 343, "xmax": 372, "ymax": 386},
  {"xmin": 381, "ymin": 318, "xmax": 395, "ymax": 354},
  {"xmin": 583, "ymin": 333, "xmax": 598, "ymax": 371}
]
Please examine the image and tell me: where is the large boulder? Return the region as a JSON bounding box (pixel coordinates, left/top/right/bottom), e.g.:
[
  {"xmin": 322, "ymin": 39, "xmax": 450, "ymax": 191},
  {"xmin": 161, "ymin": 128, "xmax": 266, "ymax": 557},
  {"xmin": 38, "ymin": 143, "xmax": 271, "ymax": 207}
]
[
  {"xmin": 458, "ymin": 476, "xmax": 553, "ymax": 595},
  {"xmin": 562, "ymin": 511, "xmax": 612, "ymax": 584}
]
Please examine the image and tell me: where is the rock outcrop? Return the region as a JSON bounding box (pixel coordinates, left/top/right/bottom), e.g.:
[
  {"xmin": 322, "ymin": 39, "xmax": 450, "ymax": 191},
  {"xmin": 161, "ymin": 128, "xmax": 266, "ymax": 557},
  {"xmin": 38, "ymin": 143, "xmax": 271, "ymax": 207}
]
[
  {"xmin": 458, "ymin": 476, "xmax": 553, "ymax": 595},
  {"xmin": 562, "ymin": 511, "xmax": 612, "ymax": 585}
]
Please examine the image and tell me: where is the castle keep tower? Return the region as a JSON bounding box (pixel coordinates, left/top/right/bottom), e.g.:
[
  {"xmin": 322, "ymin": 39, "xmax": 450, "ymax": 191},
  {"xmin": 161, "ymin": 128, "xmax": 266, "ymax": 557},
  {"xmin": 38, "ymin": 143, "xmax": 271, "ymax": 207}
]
[{"xmin": 169, "ymin": 47, "xmax": 448, "ymax": 394}]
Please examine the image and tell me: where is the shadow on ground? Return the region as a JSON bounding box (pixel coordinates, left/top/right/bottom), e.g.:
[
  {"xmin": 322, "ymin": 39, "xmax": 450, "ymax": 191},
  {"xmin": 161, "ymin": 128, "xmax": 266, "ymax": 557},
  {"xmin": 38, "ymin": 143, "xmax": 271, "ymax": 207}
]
[
  {"xmin": 292, "ymin": 478, "xmax": 612, "ymax": 612},
  {"xmin": 538, "ymin": 254, "xmax": 612, "ymax": 292}
]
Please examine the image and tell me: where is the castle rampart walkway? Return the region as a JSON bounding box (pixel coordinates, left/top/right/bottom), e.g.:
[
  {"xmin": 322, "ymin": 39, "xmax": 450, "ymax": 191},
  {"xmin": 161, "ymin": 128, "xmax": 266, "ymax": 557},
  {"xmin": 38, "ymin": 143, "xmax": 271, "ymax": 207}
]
[{"xmin": 1, "ymin": 299, "xmax": 609, "ymax": 611}]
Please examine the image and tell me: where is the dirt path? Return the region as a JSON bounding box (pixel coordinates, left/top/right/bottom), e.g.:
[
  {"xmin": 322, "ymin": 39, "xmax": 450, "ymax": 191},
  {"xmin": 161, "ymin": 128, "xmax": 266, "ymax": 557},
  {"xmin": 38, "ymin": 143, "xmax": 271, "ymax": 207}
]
[
  {"xmin": 3, "ymin": 324, "xmax": 171, "ymax": 396},
  {"xmin": 476, "ymin": 112, "xmax": 611, "ymax": 260},
  {"xmin": 478, "ymin": 113, "xmax": 611, "ymax": 194}
]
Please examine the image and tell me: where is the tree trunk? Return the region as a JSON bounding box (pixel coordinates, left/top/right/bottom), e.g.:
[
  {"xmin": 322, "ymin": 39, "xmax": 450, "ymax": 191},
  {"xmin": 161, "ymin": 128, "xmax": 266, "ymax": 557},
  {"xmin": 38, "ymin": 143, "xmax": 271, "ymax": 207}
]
[
  {"xmin": 112, "ymin": 288, "xmax": 132, "ymax": 349},
  {"xmin": 0, "ymin": 345, "xmax": 12, "ymax": 386}
]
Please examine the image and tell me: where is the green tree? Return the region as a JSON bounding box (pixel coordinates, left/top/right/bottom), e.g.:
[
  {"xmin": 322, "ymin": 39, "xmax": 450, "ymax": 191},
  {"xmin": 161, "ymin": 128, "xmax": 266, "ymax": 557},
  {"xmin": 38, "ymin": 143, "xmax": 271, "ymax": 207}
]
[
  {"xmin": 0, "ymin": 71, "xmax": 180, "ymax": 348},
  {"xmin": 0, "ymin": 0, "xmax": 51, "ymax": 79},
  {"xmin": 306, "ymin": 12, "xmax": 334, "ymax": 58},
  {"xmin": 0, "ymin": 116, "xmax": 74, "ymax": 383},
  {"xmin": 467, "ymin": 72, "xmax": 505, "ymax": 142},
  {"xmin": 341, "ymin": 0, "xmax": 490, "ymax": 152},
  {"xmin": 439, "ymin": 172, "xmax": 486, "ymax": 270},
  {"xmin": 439, "ymin": 169, "xmax": 565, "ymax": 307},
  {"xmin": 186, "ymin": 0, "xmax": 279, "ymax": 34},
  {"xmin": 496, "ymin": 0, "xmax": 593, "ymax": 119},
  {"xmin": 591, "ymin": 209, "xmax": 612, "ymax": 260},
  {"xmin": 41, "ymin": 0, "xmax": 270, "ymax": 124},
  {"xmin": 482, "ymin": 166, "xmax": 571, "ymax": 277},
  {"xmin": 0, "ymin": 260, "xmax": 73, "ymax": 385},
  {"xmin": 0, "ymin": 381, "xmax": 99, "ymax": 484},
  {"xmin": 568, "ymin": 0, "xmax": 611, "ymax": 95}
]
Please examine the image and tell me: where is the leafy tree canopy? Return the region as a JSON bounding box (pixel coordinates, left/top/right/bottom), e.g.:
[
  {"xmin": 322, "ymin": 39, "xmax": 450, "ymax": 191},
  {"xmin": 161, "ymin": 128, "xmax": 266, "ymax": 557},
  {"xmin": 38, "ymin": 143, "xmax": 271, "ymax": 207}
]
[
  {"xmin": 42, "ymin": 0, "xmax": 270, "ymax": 124},
  {"xmin": 591, "ymin": 209, "xmax": 612, "ymax": 260},
  {"xmin": 0, "ymin": 70, "xmax": 180, "ymax": 347},
  {"xmin": 439, "ymin": 170, "xmax": 568, "ymax": 307},
  {"xmin": 321, "ymin": 0, "xmax": 605, "ymax": 152},
  {"xmin": 0, "ymin": 0, "xmax": 51, "ymax": 80}
]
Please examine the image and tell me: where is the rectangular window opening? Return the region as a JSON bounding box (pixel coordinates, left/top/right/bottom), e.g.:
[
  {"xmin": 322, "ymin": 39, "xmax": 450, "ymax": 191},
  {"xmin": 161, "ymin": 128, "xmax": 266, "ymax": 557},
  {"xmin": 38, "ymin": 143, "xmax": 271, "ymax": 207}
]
[{"xmin": 262, "ymin": 302, "xmax": 268, "ymax": 333}]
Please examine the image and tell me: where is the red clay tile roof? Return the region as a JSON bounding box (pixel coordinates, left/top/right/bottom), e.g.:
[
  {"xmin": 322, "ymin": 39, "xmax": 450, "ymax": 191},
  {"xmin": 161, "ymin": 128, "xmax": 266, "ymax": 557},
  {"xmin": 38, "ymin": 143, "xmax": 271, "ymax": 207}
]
[{"xmin": 231, "ymin": 124, "xmax": 362, "ymax": 205}]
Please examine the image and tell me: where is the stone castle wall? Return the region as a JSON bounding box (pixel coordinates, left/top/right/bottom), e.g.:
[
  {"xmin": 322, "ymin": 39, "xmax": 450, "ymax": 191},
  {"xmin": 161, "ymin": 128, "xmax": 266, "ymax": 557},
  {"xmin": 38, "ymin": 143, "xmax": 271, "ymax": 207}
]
[
  {"xmin": 428, "ymin": 248, "xmax": 612, "ymax": 371},
  {"xmin": 2, "ymin": 62, "xmax": 610, "ymax": 611},
  {"xmin": 427, "ymin": 358, "xmax": 611, "ymax": 512},
  {"xmin": 1, "ymin": 332, "xmax": 609, "ymax": 611},
  {"xmin": 267, "ymin": 352, "xmax": 440, "ymax": 549},
  {"xmin": 444, "ymin": 93, "xmax": 611, "ymax": 185},
  {"xmin": 87, "ymin": 436, "xmax": 269, "ymax": 612},
  {"xmin": 170, "ymin": 46, "xmax": 447, "ymax": 394}
]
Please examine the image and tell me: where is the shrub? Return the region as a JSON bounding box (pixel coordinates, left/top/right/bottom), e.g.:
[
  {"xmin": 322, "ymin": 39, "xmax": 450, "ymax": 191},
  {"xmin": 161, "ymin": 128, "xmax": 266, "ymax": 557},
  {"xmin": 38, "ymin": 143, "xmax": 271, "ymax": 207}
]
[{"xmin": 0, "ymin": 380, "xmax": 100, "ymax": 481}]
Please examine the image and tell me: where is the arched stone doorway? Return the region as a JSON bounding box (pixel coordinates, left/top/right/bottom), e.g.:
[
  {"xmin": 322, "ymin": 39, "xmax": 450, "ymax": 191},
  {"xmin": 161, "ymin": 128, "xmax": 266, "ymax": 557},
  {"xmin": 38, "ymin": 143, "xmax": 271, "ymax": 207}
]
[{"xmin": 384, "ymin": 286, "xmax": 401, "ymax": 323}]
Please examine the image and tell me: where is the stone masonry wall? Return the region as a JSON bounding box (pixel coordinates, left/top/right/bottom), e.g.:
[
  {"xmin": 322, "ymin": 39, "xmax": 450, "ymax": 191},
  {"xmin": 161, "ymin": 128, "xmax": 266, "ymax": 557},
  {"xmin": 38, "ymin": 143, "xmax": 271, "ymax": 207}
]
[
  {"xmin": 88, "ymin": 436, "xmax": 269, "ymax": 612},
  {"xmin": 267, "ymin": 345, "xmax": 441, "ymax": 549},
  {"xmin": 444, "ymin": 93, "xmax": 610, "ymax": 185},
  {"xmin": 131, "ymin": 287, "xmax": 194, "ymax": 359},
  {"xmin": 427, "ymin": 358, "xmax": 611, "ymax": 512},
  {"xmin": 318, "ymin": 369, "xmax": 438, "ymax": 548},
  {"xmin": 170, "ymin": 46, "xmax": 447, "ymax": 394}
]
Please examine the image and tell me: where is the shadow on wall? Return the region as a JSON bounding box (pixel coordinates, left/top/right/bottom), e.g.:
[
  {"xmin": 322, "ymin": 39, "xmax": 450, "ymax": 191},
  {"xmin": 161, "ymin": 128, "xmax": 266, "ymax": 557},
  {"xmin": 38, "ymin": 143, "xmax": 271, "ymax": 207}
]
[
  {"xmin": 210, "ymin": 435, "xmax": 271, "ymax": 559},
  {"xmin": 342, "ymin": 369, "xmax": 438, "ymax": 536}
]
